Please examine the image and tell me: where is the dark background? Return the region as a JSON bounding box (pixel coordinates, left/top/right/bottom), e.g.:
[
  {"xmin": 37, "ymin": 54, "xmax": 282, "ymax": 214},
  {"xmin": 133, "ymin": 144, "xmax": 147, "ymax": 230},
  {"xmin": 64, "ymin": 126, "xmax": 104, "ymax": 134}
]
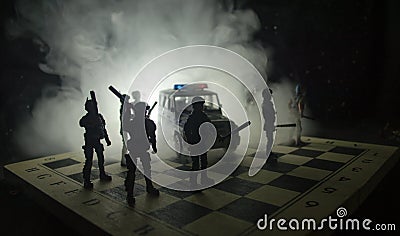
[{"xmin": 1, "ymin": 0, "xmax": 399, "ymax": 235}]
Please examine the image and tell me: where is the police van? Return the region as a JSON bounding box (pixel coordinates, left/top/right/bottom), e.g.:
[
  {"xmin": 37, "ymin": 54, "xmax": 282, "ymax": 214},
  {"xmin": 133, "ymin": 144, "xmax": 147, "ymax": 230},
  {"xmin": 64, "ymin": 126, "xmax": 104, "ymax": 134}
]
[{"xmin": 158, "ymin": 83, "xmax": 239, "ymax": 160}]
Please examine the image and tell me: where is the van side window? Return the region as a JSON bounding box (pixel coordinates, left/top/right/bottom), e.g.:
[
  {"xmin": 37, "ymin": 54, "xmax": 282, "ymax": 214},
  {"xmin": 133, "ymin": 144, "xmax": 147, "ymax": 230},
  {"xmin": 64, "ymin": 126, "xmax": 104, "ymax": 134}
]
[
  {"xmin": 169, "ymin": 96, "xmax": 174, "ymax": 111},
  {"xmin": 160, "ymin": 95, "xmax": 166, "ymax": 108}
]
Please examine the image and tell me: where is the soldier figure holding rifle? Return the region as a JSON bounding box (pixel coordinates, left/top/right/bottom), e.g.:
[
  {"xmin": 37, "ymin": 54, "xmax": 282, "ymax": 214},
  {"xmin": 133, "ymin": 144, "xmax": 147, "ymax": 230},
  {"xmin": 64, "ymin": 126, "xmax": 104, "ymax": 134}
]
[{"xmin": 79, "ymin": 91, "xmax": 112, "ymax": 189}]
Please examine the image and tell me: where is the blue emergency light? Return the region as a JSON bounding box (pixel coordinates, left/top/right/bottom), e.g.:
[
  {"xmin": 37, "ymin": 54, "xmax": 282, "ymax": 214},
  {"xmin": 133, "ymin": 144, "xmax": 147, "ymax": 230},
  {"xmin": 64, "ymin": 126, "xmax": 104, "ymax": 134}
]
[
  {"xmin": 173, "ymin": 83, "xmax": 208, "ymax": 90},
  {"xmin": 174, "ymin": 84, "xmax": 186, "ymax": 90}
]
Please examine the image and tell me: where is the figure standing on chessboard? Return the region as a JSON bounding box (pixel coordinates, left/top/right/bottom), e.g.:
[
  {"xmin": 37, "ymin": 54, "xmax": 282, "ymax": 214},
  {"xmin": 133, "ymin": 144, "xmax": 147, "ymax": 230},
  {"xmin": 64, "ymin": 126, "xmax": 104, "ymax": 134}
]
[
  {"xmin": 79, "ymin": 92, "xmax": 112, "ymax": 190},
  {"xmin": 124, "ymin": 102, "xmax": 159, "ymax": 207},
  {"xmin": 184, "ymin": 96, "xmax": 214, "ymax": 188},
  {"xmin": 288, "ymin": 84, "xmax": 306, "ymax": 146},
  {"xmin": 263, "ymin": 88, "xmax": 278, "ymax": 163},
  {"xmin": 120, "ymin": 91, "xmax": 141, "ymax": 167}
]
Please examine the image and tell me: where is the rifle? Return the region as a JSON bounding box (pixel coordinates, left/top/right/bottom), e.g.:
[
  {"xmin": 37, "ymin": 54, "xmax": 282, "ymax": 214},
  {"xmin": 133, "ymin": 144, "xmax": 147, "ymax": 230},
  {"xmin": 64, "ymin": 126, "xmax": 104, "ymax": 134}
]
[
  {"xmin": 90, "ymin": 90, "xmax": 111, "ymax": 146},
  {"xmin": 146, "ymin": 101, "xmax": 158, "ymax": 117},
  {"xmin": 276, "ymin": 123, "xmax": 296, "ymax": 128},
  {"xmin": 108, "ymin": 85, "xmax": 125, "ymax": 103},
  {"xmin": 221, "ymin": 121, "xmax": 251, "ymax": 139}
]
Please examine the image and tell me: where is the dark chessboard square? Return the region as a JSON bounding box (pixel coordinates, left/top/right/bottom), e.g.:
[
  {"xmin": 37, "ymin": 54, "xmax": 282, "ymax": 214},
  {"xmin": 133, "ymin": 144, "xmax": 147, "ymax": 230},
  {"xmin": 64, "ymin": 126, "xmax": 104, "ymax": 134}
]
[
  {"xmin": 231, "ymin": 166, "xmax": 249, "ymax": 177},
  {"xmin": 101, "ymin": 184, "xmax": 145, "ymax": 201},
  {"xmin": 67, "ymin": 170, "xmax": 99, "ymax": 183},
  {"xmin": 149, "ymin": 200, "xmax": 211, "ymax": 228},
  {"xmin": 219, "ymin": 197, "xmax": 279, "ymax": 223},
  {"xmin": 161, "ymin": 169, "xmax": 191, "ymax": 180},
  {"xmin": 262, "ymin": 162, "xmax": 298, "ymax": 173},
  {"xmin": 68, "ymin": 172, "xmax": 83, "ymax": 183},
  {"xmin": 289, "ymin": 149, "xmax": 324, "ymax": 158},
  {"xmin": 330, "ymin": 146, "xmax": 365, "ymax": 156},
  {"xmin": 268, "ymin": 175, "xmax": 317, "ymax": 193},
  {"xmin": 214, "ymin": 177, "xmax": 263, "ymax": 196},
  {"xmin": 159, "ymin": 186, "xmax": 197, "ymax": 199},
  {"xmin": 43, "ymin": 158, "xmax": 80, "ymax": 169},
  {"xmin": 270, "ymin": 152, "xmax": 285, "ymax": 158},
  {"xmin": 249, "ymin": 152, "xmax": 285, "ymax": 158},
  {"xmin": 117, "ymin": 170, "xmax": 144, "ymax": 180},
  {"xmin": 304, "ymin": 159, "xmax": 344, "ymax": 171},
  {"xmin": 176, "ymin": 165, "xmax": 192, "ymax": 171},
  {"xmin": 212, "ymin": 162, "xmax": 243, "ymax": 176}
]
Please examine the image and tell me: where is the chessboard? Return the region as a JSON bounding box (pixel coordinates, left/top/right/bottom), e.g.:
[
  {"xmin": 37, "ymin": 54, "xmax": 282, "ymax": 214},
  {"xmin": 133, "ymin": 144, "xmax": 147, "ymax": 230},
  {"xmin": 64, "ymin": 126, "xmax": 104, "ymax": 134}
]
[{"xmin": 4, "ymin": 136, "xmax": 399, "ymax": 236}]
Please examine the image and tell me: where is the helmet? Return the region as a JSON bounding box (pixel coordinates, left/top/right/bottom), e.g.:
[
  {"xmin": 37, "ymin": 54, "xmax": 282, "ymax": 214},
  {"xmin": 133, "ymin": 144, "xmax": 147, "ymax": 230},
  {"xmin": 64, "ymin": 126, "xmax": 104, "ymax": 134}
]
[
  {"xmin": 131, "ymin": 90, "xmax": 141, "ymax": 102},
  {"xmin": 84, "ymin": 99, "xmax": 95, "ymax": 112},
  {"xmin": 191, "ymin": 96, "xmax": 205, "ymax": 104}
]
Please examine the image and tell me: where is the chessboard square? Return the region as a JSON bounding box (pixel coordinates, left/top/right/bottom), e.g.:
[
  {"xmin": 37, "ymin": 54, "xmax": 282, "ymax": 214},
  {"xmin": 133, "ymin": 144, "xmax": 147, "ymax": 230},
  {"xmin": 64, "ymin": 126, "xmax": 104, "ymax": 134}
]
[
  {"xmin": 159, "ymin": 186, "xmax": 197, "ymax": 199},
  {"xmin": 268, "ymin": 175, "xmax": 318, "ymax": 193},
  {"xmin": 246, "ymin": 185, "xmax": 300, "ymax": 207},
  {"xmin": 100, "ymin": 185, "xmax": 127, "ymax": 202},
  {"xmin": 176, "ymin": 165, "xmax": 192, "ymax": 171},
  {"xmin": 206, "ymin": 170, "xmax": 231, "ymax": 181},
  {"xmin": 152, "ymin": 173, "xmax": 183, "ymax": 186},
  {"xmin": 163, "ymin": 159, "xmax": 184, "ymax": 168},
  {"xmin": 289, "ymin": 149, "xmax": 324, "ymax": 158},
  {"xmin": 278, "ymin": 154, "xmax": 313, "ymax": 165},
  {"xmin": 67, "ymin": 170, "xmax": 100, "ymax": 183},
  {"xmin": 54, "ymin": 163, "xmax": 82, "ymax": 176},
  {"xmin": 149, "ymin": 200, "xmax": 212, "ymax": 228},
  {"xmin": 149, "ymin": 160, "xmax": 175, "ymax": 173},
  {"xmin": 67, "ymin": 172, "xmax": 84, "ymax": 183},
  {"xmin": 262, "ymin": 162, "xmax": 298, "ymax": 173},
  {"xmin": 237, "ymin": 169, "xmax": 282, "ymax": 184},
  {"xmin": 93, "ymin": 175, "xmax": 126, "ymax": 192},
  {"xmin": 135, "ymin": 191, "xmax": 181, "ymax": 213},
  {"xmin": 116, "ymin": 170, "xmax": 144, "ymax": 180},
  {"xmin": 166, "ymin": 179, "xmax": 193, "ymax": 190},
  {"xmin": 160, "ymin": 168, "xmax": 191, "ymax": 179},
  {"xmin": 317, "ymin": 152, "xmax": 354, "ymax": 163},
  {"xmin": 219, "ymin": 198, "xmax": 279, "ymax": 223},
  {"xmin": 245, "ymin": 147, "xmax": 257, "ymax": 156},
  {"xmin": 240, "ymin": 156, "xmax": 255, "ymax": 167},
  {"xmin": 304, "ymin": 159, "xmax": 344, "ymax": 171},
  {"xmin": 214, "ymin": 177, "xmax": 263, "ymax": 196},
  {"xmin": 184, "ymin": 188, "xmax": 240, "ymax": 210},
  {"xmin": 272, "ymin": 145, "xmax": 298, "ymax": 154},
  {"xmin": 302, "ymin": 143, "xmax": 335, "ymax": 152},
  {"xmin": 212, "ymin": 162, "xmax": 242, "ymax": 176},
  {"xmin": 100, "ymin": 183, "xmax": 146, "ymax": 202},
  {"xmin": 184, "ymin": 212, "xmax": 252, "ymax": 236},
  {"xmin": 102, "ymin": 162, "xmax": 127, "ymax": 175},
  {"xmin": 330, "ymin": 146, "xmax": 365, "ymax": 155},
  {"xmin": 104, "ymin": 158, "xmax": 120, "ymax": 166},
  {"xmin": 43, "ymin": 158, "xmax": 80, "ymax": 169},
  {"xmin": 287, "ymin": 166, "xmax": 332, "ymax": 181},
  {"xmin": 231, "ymin": 166, "xmax": 249, "ymax": 177}
]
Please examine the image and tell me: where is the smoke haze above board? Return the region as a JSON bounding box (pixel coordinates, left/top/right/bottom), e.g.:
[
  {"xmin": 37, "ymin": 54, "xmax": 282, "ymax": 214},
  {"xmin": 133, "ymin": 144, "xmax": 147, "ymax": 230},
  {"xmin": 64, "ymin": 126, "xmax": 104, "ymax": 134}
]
[{"xmin": 8, "ymin": 0, "xmax": 272, "ymax": 156}]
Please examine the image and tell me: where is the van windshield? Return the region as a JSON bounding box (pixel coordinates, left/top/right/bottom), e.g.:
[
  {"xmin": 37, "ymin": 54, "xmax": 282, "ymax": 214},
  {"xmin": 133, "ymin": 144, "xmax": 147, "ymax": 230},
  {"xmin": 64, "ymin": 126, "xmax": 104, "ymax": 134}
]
[{"xmin": 174, "ymin": 95, "xmax": 220, "ymax": 114}]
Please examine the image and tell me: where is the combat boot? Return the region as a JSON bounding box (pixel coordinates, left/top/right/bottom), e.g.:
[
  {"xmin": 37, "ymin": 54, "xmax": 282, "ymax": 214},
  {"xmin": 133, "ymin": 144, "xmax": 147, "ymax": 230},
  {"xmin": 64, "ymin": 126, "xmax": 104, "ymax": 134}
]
[
  {"xmin": 145, "ymin": 177, "xmax": 159, "ymax": 196},
  {"xmin": 100, "ymin": 173, "xmax": 112, "ymax": 181},
  {"xmin": 84, "ymin": 181, "xmax": 93, "ymax": 190},
  {"xmin": 127, "ymin": 196, "xmax": 135, "ymax": 207}
]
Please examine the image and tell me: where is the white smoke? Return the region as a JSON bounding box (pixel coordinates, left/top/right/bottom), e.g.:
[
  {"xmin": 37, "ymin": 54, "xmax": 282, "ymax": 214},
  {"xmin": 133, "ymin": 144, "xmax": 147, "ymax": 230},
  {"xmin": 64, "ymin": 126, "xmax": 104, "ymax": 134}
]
[{"xmin": 10, "ymin": 0, "xmax": 269, "ymax": 157}]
